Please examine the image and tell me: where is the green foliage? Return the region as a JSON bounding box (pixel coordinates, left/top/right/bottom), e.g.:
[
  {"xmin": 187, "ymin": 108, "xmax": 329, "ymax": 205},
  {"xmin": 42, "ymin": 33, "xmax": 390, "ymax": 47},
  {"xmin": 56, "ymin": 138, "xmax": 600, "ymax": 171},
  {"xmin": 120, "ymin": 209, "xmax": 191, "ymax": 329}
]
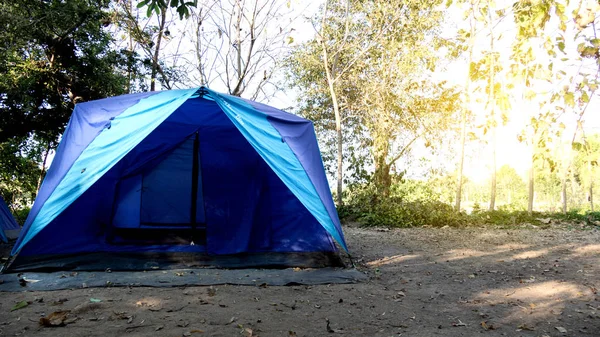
[
  {"xmin": 550, "ymin": 210, "xmax": 600, "ymax": 223},
  {"xmin": 137, "ymin": 0, "xmax": 197, "ymax": 19},
  {"xmin": 0, "ymin": 0, "xmax": 129, "ymax": 144},
  {"xmin": 468, "ymin": 209, "xmax": 540, "ymax": 227},
  {"xmin": 12, "ymin": 207, "xmax": 31, "ymax": 226},
  {"xmin": 0, "ymin": 0, "xmax": 131, "ymax": 214},
  {"xmin": 338, "ymin": 176, "xmax": 600, "ymax": 229},
  {"xmin": 287, "ymin": 0, "xmax": 460, "ymax": 197},
  {"xmin": 339, "ymin": 182, "xmax": 466, "ymax": 228},
  {"xmin": 0, "ymin": 138, "xmax": 43, "ymax": 210}
]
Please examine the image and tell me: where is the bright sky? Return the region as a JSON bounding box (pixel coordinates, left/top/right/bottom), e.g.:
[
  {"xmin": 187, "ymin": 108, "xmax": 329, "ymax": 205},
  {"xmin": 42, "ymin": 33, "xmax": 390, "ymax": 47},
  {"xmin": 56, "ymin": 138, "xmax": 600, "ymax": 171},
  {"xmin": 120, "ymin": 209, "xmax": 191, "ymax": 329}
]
[{"xmin": 438, "ymin": 1, "xmax": 600, "ymax": 184}]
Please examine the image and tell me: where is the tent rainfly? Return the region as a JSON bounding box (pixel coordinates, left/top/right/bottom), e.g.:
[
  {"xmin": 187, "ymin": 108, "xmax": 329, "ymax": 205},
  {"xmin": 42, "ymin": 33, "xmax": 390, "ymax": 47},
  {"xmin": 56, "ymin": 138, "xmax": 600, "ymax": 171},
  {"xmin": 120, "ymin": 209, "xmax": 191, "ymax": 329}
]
[
  {"xmin": 0, "ymin": 196, "xmax": 20, "ymax": 243},
  {"xmin": 4, "ymin": 87, "xmax": 348, "ymax": 272}
]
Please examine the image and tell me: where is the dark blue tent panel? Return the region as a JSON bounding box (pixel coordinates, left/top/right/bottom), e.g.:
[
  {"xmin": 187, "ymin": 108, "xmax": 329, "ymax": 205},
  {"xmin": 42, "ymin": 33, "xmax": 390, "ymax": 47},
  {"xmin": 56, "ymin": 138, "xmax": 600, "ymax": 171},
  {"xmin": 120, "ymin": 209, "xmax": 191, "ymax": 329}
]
[
  {"xmin": 7, "ymin": 88, "xmax": 347, "ymax": 271},
  {"xmin": 0, "ymin": 196, "xmax": 20, "ymax": 243}
]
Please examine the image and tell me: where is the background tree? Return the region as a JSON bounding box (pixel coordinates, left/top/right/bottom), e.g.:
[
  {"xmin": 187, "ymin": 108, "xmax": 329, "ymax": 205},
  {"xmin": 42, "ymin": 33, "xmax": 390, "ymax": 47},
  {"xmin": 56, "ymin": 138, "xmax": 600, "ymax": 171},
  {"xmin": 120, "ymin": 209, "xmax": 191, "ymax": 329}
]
[
  {"xmin": 0, "ymin": 139, "xmax": 42, "ymax": 213},
  {"xmin": 574, "ymin": 133, "xmax": 600, "ymax": 212},
  {"xmin": 288, "ymin": 0, "xmax": 459, "ymax": 200},
  {"xmin": 496, "ymin": 165, "xmax": 526, "ymax": 206},
  {"xmin": 452, "ymin": 0, "xmax": 478, "ymax": 212},
  {"xmin": 0, "ymin": 0, "xmax": 131, "ymax": 213},
  {"xmin": 286, "ymin": 0, "xmax": 373, "ymax": 204},
  {"xmin": 189, "ymin": 0, "xmax": 292, "ymax": 100},
  {"xmin": 117, "ymin": 0, "xmax": 197, "ymax": 91},
  {"xmin": 0, "ymin": 0, "xmax": 129, "ymax": 143}
]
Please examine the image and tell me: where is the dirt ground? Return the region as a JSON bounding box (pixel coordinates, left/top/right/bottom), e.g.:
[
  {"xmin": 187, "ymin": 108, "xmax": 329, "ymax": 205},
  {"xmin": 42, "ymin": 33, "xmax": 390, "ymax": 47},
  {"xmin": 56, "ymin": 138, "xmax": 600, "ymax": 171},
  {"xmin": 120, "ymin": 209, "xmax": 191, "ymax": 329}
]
[{"xmin": 1, "ymin": 225, "xmax": 599, "ymax": 337}]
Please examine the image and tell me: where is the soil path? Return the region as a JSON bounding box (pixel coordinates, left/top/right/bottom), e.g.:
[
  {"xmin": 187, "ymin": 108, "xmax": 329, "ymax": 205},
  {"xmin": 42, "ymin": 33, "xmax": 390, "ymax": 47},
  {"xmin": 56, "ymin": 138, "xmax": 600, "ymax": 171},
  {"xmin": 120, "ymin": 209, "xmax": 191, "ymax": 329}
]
[{"xmin": 1, "ymin": 226, "xmax": 599, "ymax": 337}]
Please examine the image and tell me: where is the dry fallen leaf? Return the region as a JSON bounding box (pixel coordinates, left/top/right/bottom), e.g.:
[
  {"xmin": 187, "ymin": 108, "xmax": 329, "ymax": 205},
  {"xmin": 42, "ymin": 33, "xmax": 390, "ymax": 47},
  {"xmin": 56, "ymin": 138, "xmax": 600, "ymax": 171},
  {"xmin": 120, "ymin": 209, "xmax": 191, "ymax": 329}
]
[
  {"xmin": 555, "ymin": 326, "xmax": 567, "ymax": 333},
  {"xmin": 39, "ymin": 311, "xmax": 71, "ymax": 327},
  {"xmin": 517, "ymin": 323, "xmax": 535, "ymax": 331},
  {"xmin": 207, "ymin": 287, "xmax": 216, "ymax": 297},
  {"xmin": 325, "ymin": 318, "xmax": 343, "ymax": 333},
  {"xmin": 452, "ymin": 319, "xmax": 467, "ymax": 327},
  {"xmin": 326, "ymin": 318, "xmax": 334, "ymax": 333},
  {"xmin": 481, "ymin": 321, "xmax": 496, "ymax": 330}
]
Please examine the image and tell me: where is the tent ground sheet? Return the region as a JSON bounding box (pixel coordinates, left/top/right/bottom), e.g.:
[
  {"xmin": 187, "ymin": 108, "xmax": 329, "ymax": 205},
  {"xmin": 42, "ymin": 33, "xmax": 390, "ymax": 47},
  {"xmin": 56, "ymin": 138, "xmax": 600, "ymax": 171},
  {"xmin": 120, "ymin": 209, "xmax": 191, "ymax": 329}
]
[{"xmin": 0, "ymin": 267, "xmax": 367, "ymax": 291}]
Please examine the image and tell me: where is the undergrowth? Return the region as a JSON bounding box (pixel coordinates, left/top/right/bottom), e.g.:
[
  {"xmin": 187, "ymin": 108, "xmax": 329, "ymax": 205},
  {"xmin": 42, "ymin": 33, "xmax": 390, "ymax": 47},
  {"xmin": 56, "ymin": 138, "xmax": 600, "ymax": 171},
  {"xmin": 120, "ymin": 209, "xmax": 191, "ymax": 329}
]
[{"xmin": 338, "ymin": 183, "xmax": 600, "ymax": 228}]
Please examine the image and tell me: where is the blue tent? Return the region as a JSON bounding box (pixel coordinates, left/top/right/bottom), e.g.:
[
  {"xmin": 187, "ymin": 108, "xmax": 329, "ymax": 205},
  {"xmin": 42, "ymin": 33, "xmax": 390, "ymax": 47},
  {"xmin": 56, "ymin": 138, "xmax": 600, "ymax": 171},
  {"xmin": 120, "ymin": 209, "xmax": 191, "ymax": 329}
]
[
  {"xmin": 0, "ymin": 196, "xmax": 20, "ymax": 243},
  {"xmin": 6, "ymin": 87, "xmax": 347, "ymax": 271}
]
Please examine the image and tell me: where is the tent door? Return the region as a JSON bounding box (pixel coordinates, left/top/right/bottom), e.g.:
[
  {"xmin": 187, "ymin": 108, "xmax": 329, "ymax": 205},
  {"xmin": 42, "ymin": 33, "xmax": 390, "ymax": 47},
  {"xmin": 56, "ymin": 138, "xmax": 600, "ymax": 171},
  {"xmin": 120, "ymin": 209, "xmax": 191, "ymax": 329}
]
[
  {"xmin": 111, "ymin": 132, "xmax": 206, "ymax": 245},
  {"xmin": 139, "ymin": 131, "xmax": 206, "ymax": 229}
]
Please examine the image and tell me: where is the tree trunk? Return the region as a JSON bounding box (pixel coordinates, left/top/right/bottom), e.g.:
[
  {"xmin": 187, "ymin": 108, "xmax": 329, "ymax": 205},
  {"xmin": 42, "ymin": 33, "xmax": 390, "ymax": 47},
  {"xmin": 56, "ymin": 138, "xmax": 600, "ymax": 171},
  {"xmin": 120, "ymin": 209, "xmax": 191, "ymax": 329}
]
[
  {"xmin": 126, "ymin": 0, "xmax": 133, "ymax": 94},
  {"xmin": 336, "ymin": 118, "xmax": 343, "ymax": 204},
  {"xmin": 36, "ymin": 143, "xmax": 51, "ymax": 193},
  {"xmin": 590, "ymin": 183, "xmax": 594, "ymax": 212},
  {"xmin": 489, "ymin": 127, "xmax": 497, "ymax": 211},
  {"xmin": 150, "ymin": 8, "xmax": 167, "ymax": 91},
  {"xmin": 372, "ymin": 131, "xmax": 391, "ymax": 198},
  {"xmin": 321, "ymin": 1, "xmax": 344, "ymax": 205},
  {"xmin": 234, "ymin": 0, "xmax": 242, "ymax": 95},
  {"xmin": 373, "ymin": 155, "xmax": 391, "ymax": 198},
  {"xmin": 456, "ymin": 1, "xmax": 476, "ymax": 213},
  {"xmin": 455, "ymin": 105, "xmax": 467, "ymax": 211},
  {"xmin": 487, "ymin": 2, "xmax": 496, "ymax": 211},
  {"xmin": 528, "ymin": 151, "xmax": 534, "ymax": 215},
  {"xmin": 561, "ymin": 175, "xmax": 567, "ymax": 214},
  {"xmin": 323, "ymin": 48, "xmax": 344, "ymax": 206},
  {"xmin": 589, "ymin": 161, "xmax": 594, "ymax": 212}
]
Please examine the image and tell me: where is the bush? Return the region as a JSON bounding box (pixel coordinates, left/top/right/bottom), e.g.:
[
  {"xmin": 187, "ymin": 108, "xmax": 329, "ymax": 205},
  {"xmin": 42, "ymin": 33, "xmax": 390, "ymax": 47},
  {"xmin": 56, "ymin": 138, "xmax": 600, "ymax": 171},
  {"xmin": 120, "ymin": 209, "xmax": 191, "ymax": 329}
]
[
  {"xmin": 338, "ymin": 181, "xmax": 600, "ymax": 229},
  {"xmin": 339, "ymin": 183, "xmax": 466, "ymax": 228},
  {"xmin": 468, "ymin": 209, "xmax": 540, "ymax": 226},
  {"xmin": 12, "ymin": 207, "xmax": 30, "ymax": 226}
]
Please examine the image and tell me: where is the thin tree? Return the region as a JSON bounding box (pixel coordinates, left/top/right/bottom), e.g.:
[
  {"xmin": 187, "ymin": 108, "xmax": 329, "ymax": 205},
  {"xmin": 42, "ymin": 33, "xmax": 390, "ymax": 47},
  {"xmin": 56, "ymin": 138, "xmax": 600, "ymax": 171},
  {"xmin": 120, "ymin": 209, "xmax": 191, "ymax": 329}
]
[
  {"xmin": 191, "ymin": 0, "xmax": 293, "ymax": 100},
  {"xmin": 454, "ymin": 0, "xmax": 478, "ymax": 212},
  {"xmin": 487, "ymin": 0, "xmax": 497, "ymax": 211}
]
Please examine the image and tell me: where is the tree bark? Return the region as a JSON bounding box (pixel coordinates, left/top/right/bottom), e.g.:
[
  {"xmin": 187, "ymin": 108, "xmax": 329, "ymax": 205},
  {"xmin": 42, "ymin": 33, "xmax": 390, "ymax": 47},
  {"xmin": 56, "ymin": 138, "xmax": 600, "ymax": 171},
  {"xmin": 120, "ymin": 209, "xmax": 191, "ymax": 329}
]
[
  {"xmin": 561, "ymin": 175, "xmax": 567, "ymax": 214},
  {"xmin": 323, "ymin": 57, "xmax": 344, "ymax": 206},
  {"xmin": 489, "ymin": 126, "xmax": 497, "ymax": 210},
  {"xmin": 373, "ymin": 155, "xmax": 391, "ymax": 198},
  {"xmin": 126, "ymin": 0, "xmax": 133, "ymax": 94},
  {"xmin": 487, "ymin": 1, "xmax": 496, "ymax": 211},
  {"xmin": 589, "ymin": 161, "xmax": 594, "ymax": 212},
  {"xmin": 320, "ymin": 1, "xmax": 344, "ymax": 205},
  {"xmin": 36, "ymin": 143, "xmax": 51, "ymax": 194},
  {"xmin": 456, "ymin": 0, "xmax": 476, "ymax": 213},
  {"xmin": 528, "ymin": 150, "xmax": 534, "ymax": 215},
  {"xmin": 372, "ymin": 128, "xmax": 392, "ymax": 198},
  {"xmin": 455, "ymin": 110, "xmax": 466, "ymax": 211}
]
